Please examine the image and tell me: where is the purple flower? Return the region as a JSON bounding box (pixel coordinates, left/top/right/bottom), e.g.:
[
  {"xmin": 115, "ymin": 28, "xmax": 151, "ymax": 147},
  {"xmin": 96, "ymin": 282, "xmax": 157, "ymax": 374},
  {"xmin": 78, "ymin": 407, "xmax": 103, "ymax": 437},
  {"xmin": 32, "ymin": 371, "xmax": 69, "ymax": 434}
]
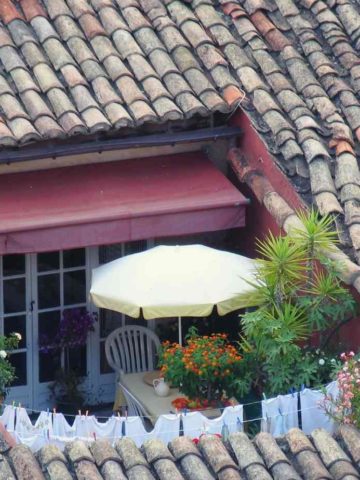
[{"xmin": 38, "ymin": 308, "xmax": 97, "ymax": 353}]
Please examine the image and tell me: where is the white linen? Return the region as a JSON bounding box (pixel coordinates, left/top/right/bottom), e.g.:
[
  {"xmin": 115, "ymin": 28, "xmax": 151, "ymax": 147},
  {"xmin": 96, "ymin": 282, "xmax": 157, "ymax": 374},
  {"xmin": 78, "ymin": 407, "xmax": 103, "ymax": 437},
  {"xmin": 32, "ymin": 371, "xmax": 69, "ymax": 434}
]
[
  {"xmin": 52, "ymin": 413, "xmax": 76, "ymax": 438},
  {"xmin": 300, "ymin": 381, "xmax": 338, "ymax": 434},
  {"xmin": 182, "ymin": 405, "xmax": 244, "ymax": 439},
  {"xmin": 15, "ymin": 409, "xmax": 53, "ymax": 451},
  {"xmin": 0, "ymin": 405, "xmax": 15, "ymax": 432},
  {"xmin": 261, "ymin": 393, "xmax": 299, "ymax": 436},
  {"xmin": 73, "ymin": 415, "xmax": 123, "ymax": 442}
]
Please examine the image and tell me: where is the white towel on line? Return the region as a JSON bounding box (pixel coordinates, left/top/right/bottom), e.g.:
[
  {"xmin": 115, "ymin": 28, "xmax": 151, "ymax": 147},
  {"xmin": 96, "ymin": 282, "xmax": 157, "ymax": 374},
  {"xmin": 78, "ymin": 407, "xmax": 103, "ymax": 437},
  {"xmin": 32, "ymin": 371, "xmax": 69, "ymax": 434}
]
[
  {"xmin": 182, "ymin": 405, "xmax": 244, "ymax": 439},
  {"xmin": 261, "ymin": 393, "xmax": 299, "ymax": 436},
  {"xmin": 300, "ymin": 381, "xmax": 339, "ymax": 435}
]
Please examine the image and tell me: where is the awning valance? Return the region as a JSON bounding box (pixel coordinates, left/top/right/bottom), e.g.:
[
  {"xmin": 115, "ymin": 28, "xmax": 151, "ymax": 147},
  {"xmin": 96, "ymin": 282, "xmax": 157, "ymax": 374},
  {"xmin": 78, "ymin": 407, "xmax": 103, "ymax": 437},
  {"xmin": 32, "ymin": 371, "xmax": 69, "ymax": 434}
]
[{"xmin": 0, "ymin": 153, "xmax": 248, "ymax": 254}]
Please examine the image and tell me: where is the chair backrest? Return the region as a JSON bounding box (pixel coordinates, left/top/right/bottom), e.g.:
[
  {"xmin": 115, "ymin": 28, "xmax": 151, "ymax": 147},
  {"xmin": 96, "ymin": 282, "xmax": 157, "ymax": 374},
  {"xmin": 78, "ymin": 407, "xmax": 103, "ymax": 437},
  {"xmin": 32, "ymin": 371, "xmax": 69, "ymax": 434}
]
[{"xmin": 105, "ymin": 325, "xmax": 161, "ymax": 375}]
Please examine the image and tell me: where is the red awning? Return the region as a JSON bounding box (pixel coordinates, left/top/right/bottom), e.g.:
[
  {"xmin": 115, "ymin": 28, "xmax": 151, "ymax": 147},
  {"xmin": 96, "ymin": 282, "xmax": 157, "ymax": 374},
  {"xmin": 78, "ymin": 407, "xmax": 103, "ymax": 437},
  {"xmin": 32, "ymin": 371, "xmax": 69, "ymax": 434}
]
[{"xmin": 0, "ymin": 153, "xmax": 248, "ymax": 254}]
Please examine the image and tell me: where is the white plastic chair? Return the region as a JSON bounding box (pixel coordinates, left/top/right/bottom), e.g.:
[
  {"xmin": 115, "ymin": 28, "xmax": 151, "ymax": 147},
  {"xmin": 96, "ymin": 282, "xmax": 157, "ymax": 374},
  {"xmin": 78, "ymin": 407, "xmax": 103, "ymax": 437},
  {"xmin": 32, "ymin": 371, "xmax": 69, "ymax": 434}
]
[{"xmin": 105, "ymin": 325, "xmax": 161, "ymax": 417}]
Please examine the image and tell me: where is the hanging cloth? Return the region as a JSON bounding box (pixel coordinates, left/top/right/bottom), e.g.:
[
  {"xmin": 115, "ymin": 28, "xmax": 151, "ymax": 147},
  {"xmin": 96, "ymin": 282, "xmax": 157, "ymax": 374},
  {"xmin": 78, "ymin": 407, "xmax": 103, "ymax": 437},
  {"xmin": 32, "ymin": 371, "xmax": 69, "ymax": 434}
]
[
  {"xmin": 182, "ymin": 405, "xmax": 244, "ymax": 439},
  {"xmin": 300, "ymin": 381, "xmax": 338, "ymax": 434},
  {"xmin": 73, "ymin": 415, "xmax": 123, "ymax": 442},
  {"xmin": 261, "ymin": 393, "xmax": 299, "ymax": 436},
  {"xmin": 52, "ymin": 413, "xmax": 76, "ymax": 438},
  {"xmin": 122, "ymin": 416, "xmax": 148, "ymax": 448},
  {"xmin": 0, "ymin": 405, "xmax": 16, "ymax": 432},
  {"xmin": 15, "ymin": 409, "xmax": 53, "ymax": 451},
  {"xmin": 146, "ymin": 414, "xmax": 180, "ymax": 445}
]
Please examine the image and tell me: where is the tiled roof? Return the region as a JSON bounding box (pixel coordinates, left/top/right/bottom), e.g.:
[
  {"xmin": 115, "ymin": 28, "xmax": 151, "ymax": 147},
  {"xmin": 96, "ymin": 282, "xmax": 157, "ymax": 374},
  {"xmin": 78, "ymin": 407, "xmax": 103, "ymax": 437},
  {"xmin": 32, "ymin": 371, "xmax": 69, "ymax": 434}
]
[
  {"xmin": 0, "ymin": 0, "xmax": 360, "ymax": 262},
  {"xmin": 0, "ymin": 426, "xmax": 360, "ymax": 480},
  {"xmin": 0, "ymin": 0, "xmax": 245, "ymax": 146},
  {"xmin": 212, "ymin": 0, "xmax": 360, "ymax": 264}
]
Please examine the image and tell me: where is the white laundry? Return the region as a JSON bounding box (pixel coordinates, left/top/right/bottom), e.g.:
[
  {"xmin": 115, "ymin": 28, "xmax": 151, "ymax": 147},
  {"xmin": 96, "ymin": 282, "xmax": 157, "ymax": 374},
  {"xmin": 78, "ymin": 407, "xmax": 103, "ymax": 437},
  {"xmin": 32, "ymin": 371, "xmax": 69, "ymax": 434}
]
[
  {"xmin": 261, "ymin": 393, "xmax": 299, "ymax": 436},
  {"xmin": 0, "ymin": 405, "xmax": 16, "ymax": 432},
  {"xmin": 182, "ymin": 405, "xmax": 244, "ymax": 439},
  {"xmin": 15, "ymin": 409, "xmax": 53, "ymax": 451},
  {"xmin": 146, "ymin": 414, "xmax": 180, "ymax": 445},
  {"xmin": 73, "ymin": 415, "xmax": 123, "ymax": 442},
  {"xmin": 122, "ymin": 416, "xmax": 148, "ymax": 447},
  {"xmin": 300, "ymin": 382, "xmax": 339, "ymax": 435},
  {"xmin": 52, "ymin": 413, "xmax": 76, "ymax": 438}
]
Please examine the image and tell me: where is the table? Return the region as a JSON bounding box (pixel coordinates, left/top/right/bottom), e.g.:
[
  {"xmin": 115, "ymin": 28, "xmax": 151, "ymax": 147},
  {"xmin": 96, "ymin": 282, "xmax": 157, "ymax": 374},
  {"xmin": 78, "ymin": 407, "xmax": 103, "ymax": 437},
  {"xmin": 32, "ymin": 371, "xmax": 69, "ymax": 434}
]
[
  {"xmin": 116, "ymin": 371, "xmax": 226, "ymax": 423},
  {"xmin": 120, "ymin": 372, "xmax": 181, "ymax": 421}
]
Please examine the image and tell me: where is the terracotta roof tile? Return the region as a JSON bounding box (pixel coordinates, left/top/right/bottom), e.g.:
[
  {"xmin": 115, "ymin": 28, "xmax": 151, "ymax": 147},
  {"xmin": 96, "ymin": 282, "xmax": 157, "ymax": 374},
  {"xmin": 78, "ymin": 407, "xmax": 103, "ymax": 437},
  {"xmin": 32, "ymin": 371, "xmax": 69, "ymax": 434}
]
[
  {"xmin": 0, "ymin": 46, "xmax": 27, "ymax": 72},
  {"xmin": 66, "ymin": 0, "xmax": 96, "ymax": 19},
  {"xmin": 34, "ymin": 63, "xmax": 64, "ymax": 92},
  {"xmin": 30, "ymin": 15, "xmax": 60, "ymax": 42},
  {"xmin": 10, "ymin": 68, "xmax": 40, "ymax": 93},
  {"xmin": 2, "ymin": 424, "xmax": 360, "ymax": 480},
  {"xmin": 42, "ymin": 38, "xmax": 76, "ymax": 69},
  {"xmin": 34, "ymin": 115, "xmax": 65, "ymax": 139},
  {"xmin": 82, "ymin": 107, "xmax": 111, "ymax": 133},
  {"xmin": 104, "ymin": 102, "xmax": 133, "ymax": 127},
  {"xmin": 0, "ymin": 1, "xmax": 24, "ymax": 25},
  {"xmin": 92, "ymin": 76, "xmax": 122, "ymax": 105},
  {"xmin": 0, "ymin": 0, "xmax": 357, "ymax": 264},
  {"xmin": 19, "ymin": 0, "xmax": 47, "ymax": 22},
  {"xmin": 98, "ymin": 7, "xmax": 130, "ymax": 36},
  {"xmin": 7, "ymin": 19, "xmax": 37, "ymax": 47},
  {"xmin": 54, "ymin": 15, "xmax": 86, "ymax": 42},
  {"xmin": 59, "ymin": 111, "xmax": 87, "ymax": 135},
  {"xmin": 20, "ymin": 90, "xmax": 55, "ymax": 119},
  {"xmin": 80, "ymin": 13, "xmax": 107, "ymax": 40},
  {"xmin": 21, "ymin": 42, "xmax": 48, "ymax": 68}
]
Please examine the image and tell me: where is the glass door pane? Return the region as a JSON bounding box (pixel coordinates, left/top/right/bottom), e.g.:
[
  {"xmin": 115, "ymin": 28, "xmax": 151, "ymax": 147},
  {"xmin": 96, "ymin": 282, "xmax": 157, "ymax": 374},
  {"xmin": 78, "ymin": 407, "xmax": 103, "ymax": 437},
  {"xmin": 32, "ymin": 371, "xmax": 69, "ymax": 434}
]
[
  {"xmin": 36, "ymin": 249, "xmax": 87, "ymax": 386},
  {"xmin": 1, "ymin": 254, "xmax": 32, "ymax": 405}
]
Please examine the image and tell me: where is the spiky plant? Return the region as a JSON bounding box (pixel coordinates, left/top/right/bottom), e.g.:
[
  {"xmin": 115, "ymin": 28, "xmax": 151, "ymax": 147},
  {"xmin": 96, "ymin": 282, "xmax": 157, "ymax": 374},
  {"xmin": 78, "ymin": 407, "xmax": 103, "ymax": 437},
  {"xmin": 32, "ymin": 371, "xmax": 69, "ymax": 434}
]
[{"xmin": 236, "ymin": 209, "xmax": 357, "ymax": 397}]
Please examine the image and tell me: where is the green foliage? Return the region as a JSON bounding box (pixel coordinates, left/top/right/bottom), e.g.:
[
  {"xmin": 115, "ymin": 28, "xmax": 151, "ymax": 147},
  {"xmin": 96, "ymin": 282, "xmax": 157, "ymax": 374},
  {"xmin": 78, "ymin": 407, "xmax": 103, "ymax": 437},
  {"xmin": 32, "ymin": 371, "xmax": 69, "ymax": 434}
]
[
  {"xmin": 237, "ymin": 209, "xmax": 357, "ymax": 397},
  {"xmin": 0, "ymin": 333, "xmax": 21, "ymax": 397}
]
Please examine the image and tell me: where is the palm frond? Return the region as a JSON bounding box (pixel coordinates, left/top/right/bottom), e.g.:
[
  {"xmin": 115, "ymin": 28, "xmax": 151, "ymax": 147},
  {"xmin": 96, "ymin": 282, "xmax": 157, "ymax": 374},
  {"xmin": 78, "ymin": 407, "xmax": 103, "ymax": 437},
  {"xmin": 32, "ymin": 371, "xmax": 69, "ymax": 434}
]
[{"xmin": 293, "ymin": 209, "xmax": 338, "ymax": 254}]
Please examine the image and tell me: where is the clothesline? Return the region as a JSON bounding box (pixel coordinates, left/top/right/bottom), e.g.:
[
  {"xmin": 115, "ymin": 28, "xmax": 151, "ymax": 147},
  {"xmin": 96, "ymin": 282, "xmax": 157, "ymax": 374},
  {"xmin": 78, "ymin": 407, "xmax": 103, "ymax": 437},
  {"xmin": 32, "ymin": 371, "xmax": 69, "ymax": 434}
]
[
  {"xmin": 3, "ymin": 404, "xmax": 325, "ymax": 442},
  {"xmin": 1, "ymin": 381, "xmax": 338, "ymax": 451},
  {"xmin": 1, "ymin": 381, "xmax": 332, "ymax": 421}
]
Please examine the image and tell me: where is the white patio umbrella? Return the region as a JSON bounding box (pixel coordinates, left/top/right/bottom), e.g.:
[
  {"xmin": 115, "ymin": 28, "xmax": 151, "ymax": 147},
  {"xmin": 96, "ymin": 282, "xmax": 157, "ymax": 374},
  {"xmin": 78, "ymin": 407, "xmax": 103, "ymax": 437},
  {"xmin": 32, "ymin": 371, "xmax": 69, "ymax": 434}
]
[{"xmin": 90, "ymin": 244, "xmax": 257, "ymax": 344}]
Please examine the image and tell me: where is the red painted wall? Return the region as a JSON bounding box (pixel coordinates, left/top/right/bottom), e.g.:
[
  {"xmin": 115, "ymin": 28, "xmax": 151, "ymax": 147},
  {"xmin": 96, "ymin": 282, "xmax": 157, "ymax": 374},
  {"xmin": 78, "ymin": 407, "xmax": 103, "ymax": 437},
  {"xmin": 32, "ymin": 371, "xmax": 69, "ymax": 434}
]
[{"xmin": 230, "ymin": 109, "xmax": 360, "ymax": 351}]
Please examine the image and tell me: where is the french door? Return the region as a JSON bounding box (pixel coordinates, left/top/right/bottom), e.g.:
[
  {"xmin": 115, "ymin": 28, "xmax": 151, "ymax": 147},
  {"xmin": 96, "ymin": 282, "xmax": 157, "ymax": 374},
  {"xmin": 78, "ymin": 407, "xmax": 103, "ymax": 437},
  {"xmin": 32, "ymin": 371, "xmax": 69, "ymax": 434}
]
[
  {"xmin": 1, "ymin": 249, "xmax": 90, "ymax": 410},
  {"xmin": 1, "ymin": 241, "xmax": 152, "ymax": 410}
]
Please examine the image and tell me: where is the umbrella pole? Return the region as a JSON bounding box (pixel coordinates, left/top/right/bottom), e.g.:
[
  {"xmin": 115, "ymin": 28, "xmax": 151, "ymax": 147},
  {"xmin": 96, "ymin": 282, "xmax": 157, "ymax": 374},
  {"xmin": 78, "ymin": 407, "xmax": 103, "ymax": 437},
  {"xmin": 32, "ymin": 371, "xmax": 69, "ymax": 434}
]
[{"xmin": 178, "ymin": 317, "xmax": 182, "ymax": 346}]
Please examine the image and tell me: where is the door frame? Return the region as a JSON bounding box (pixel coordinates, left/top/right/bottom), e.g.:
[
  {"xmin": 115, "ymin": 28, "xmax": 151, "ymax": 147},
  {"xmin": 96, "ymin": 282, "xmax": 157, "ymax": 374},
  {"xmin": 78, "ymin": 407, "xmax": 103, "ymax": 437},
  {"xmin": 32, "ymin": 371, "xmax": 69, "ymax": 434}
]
[{"xmin": 1, "ymin": 254, "xmax": 35, "ymax": 408}]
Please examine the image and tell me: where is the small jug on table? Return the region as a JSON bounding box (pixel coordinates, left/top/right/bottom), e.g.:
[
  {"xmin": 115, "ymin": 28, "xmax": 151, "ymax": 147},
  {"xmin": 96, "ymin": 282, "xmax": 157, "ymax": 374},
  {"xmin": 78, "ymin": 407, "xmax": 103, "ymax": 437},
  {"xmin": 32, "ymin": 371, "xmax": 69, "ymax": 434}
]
[{"xmin": 153, "ymin": 378, "xmax": 170, "ymax": 397}]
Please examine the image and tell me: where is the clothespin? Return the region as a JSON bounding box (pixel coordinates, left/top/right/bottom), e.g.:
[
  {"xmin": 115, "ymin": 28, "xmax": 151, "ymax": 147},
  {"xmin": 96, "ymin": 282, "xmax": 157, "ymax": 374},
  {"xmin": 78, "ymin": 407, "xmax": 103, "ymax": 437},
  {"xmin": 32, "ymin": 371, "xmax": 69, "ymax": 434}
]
[
  {"xmin": 53, "ymin": 407, "xmax": 56, "ymax": 415},
  {"xmin": 262, "ymin": 392, "xmax": 267, "ymax": 400},
  {"xmin": 12, "ymin": 401, "xmax": 15, "ymax": 407},
  {"xmin": 85, "ymin": 410, "xmax": 89, "ymax": 417},
  {"xmin": 46, "ymin": 408, "xmax": 49, "ymax": 416},
  {"xmin": 117, "ymin": 411, "xmax": 121, "ymax": 419},
  {"xmin": 18, "ymin": 403, "xmax": 21, "ymax": 409},
  {"xmin": 221, "ymin": 422, "xmax": 230, "ymax": 441},
  {"xmin": 236, "ymin": 417, "xmax": 243, "ymax": 432},
  {"xmin": 78, "ymin": 410, "xmax": 82, "ymax": 416}
]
